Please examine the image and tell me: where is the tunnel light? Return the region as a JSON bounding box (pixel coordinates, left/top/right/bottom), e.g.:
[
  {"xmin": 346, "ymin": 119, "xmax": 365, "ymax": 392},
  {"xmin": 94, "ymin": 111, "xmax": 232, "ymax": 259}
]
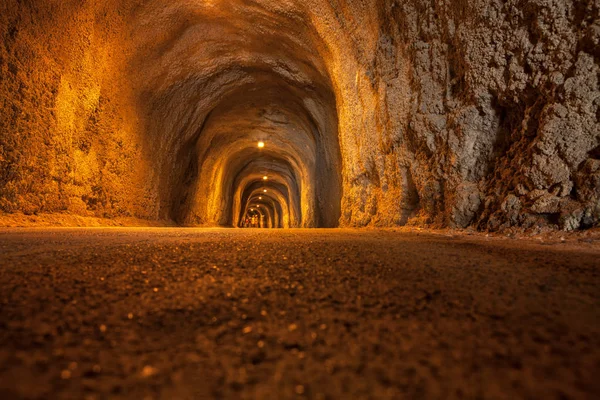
[
  {"xmin": 257, "ymin": 141, "xmax": 265, "ymax": 148},
  {"xmin": 263, "ymin": 189, "xmax": 267, "ymax": 193},
  {"xmin": 263, "ymin": 176, "xmax": 268, "ymax": 180},
  {"xmin": 259, "ymin": 196, "xmax": 262, "ymax": 200}
]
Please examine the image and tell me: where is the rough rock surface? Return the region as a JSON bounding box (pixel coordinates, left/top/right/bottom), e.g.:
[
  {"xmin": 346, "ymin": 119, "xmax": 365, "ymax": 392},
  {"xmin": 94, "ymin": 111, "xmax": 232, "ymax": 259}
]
[{"xmin": 1, "ymin": 0, "xmax": 599, "ymax": 230}]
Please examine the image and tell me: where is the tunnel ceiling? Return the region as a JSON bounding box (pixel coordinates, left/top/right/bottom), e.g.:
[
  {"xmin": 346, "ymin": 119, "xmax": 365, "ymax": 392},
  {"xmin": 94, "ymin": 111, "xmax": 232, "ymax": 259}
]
[
  {"xmin": 1, "ymin": 0, "xmax": 598, "ymax": 230},
  {"xmin": 131, "ymin": 0, "xmax": 343, "ymax": 228}
]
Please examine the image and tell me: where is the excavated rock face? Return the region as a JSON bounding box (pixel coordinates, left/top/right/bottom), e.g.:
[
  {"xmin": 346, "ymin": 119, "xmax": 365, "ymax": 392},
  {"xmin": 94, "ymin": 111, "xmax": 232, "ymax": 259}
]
[{"xmin": 1, "ymin": 0, "xmax": 598, "ymax": 230}]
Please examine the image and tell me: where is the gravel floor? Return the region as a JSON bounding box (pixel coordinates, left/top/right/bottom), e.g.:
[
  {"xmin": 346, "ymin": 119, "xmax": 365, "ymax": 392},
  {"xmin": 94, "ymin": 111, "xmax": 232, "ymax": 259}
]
[{"xmin": 0, "ymin": 228, "xmax": 599, "ymax": 399}]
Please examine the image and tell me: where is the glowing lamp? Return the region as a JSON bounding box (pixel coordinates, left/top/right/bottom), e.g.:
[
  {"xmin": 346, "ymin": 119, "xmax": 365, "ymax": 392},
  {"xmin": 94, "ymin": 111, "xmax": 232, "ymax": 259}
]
[
  {"xmin": 263, "ymin": 176, "xmax": 268, "ymax": 180},
  {"xmin": 257, "ymin": 141, "xmax": 265, "ymax": 148},
  {"xmin": 263, "ymin": 189, "xmax": 267, "ymax": 193}
]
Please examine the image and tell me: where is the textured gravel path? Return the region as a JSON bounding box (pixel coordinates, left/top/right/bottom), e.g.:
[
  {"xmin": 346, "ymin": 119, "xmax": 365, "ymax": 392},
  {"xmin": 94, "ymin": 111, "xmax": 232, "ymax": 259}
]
[{"xmin": 0, "ymin": 228, "xmax": 599, "ymax": 399}]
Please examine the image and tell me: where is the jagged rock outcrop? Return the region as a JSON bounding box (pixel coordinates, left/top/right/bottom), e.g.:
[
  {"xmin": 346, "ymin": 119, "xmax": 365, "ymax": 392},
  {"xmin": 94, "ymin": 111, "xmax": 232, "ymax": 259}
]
[{"xmin": 1, "ymin": 0, "xmax": 598, "ymax": 230}]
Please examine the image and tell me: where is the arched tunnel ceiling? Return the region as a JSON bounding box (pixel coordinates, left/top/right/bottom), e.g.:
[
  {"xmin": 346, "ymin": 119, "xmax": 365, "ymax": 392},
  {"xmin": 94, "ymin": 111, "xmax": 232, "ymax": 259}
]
[
  {"xmin": 241, "ymin": 182, "xmax": 293, "ymax": 228},
  {"xmin": 243, "ymin": 194, "xmax": 284, "ymax": 228},
  {"xmin": 128, "ymin": 0, "xmax": 344, "ymax": 228},
  {"xmin": 232, "ymin": 163, "xmax": 299, "ymax": 228}
]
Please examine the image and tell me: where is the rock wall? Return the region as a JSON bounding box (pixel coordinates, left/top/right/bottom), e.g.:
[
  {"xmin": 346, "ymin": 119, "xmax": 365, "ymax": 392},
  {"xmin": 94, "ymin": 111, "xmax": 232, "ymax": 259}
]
[
  {"xmin": 0, "ymin": 0, "xmax": 152, "ymax": 219},
  {"xmin": 1, "ymin": 0, "xmax": 598, "ymax": 230},
  {"xmin": 336, "ymin": 0, "xmax": 599, "ymax": 230}
]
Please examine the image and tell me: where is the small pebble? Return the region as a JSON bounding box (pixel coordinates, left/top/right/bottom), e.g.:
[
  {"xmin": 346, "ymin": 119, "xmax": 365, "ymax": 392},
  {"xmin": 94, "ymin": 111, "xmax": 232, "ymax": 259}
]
[{"xmin": 141, "ymin": 365, "xmax": 158, "ymax": 378}]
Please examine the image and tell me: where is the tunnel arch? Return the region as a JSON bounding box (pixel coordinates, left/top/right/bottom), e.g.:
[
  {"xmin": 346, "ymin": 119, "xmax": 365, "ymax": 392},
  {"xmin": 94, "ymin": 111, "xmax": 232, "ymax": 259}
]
[
  {"xmin": 248, "ymin": 195, "xmax": 284, "ymax": 228},
  {"xmin": 241, "ymin": 183, "xmax": 293, "ymax": 228},
  {"xmin": 162, "ymin": 72, "xmax": 342, "ymax": 227},
  {"xmin": 128, "ymin": 3, "xmax": 345, "ymax": 229},
  {"xmin": 242, "ymin": 194, "xmax": 283, "ymax": 228},
  {"xmin": 243, "ymin": 188, "xmax": 289, "ymax": 229},
  {"xmin": 230, "ymin": 159, "xmax": 300, "ymax": 228}
]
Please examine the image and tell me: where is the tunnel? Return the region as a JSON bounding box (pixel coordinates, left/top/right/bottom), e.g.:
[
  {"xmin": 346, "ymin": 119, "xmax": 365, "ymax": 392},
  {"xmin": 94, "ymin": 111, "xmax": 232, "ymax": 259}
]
[
  {"xmin": 0, "ymin": 0, "xmax": 598, "ymax": 231},
  {"xmin": 0, "ymin": 0, "xmax": 599, "ymax": 398},
  {"xmin": 129, "ymin": 1, "xmax": 343, "ymax": 229}
]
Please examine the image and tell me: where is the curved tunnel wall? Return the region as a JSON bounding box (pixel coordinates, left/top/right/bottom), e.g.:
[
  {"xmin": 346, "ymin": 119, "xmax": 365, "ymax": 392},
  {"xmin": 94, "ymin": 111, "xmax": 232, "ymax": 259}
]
[
  {"xmin": 231, "ymin": 161, "xmax": 300, "ymax": 228},
  {"xmin": 1, "ymin": 0, "xmax": 598, "ymax": 231},
  {"xmin": 135, "ymin": 3, "xmax": 344, "ymax": 228}
]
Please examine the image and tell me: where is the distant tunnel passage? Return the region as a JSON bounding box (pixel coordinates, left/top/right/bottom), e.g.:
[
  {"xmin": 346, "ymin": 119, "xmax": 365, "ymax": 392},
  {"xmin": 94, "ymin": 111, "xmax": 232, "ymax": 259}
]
[{"xmin": 138, "ymin": 12, "xmax": 343, "ymax": 229}]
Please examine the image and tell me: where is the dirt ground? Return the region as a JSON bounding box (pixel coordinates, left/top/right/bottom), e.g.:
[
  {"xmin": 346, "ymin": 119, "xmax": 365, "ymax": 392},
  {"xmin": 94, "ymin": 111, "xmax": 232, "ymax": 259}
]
[{"xmin": 0, "ymin": 228, "xmax": 598, "ymax": 399}]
